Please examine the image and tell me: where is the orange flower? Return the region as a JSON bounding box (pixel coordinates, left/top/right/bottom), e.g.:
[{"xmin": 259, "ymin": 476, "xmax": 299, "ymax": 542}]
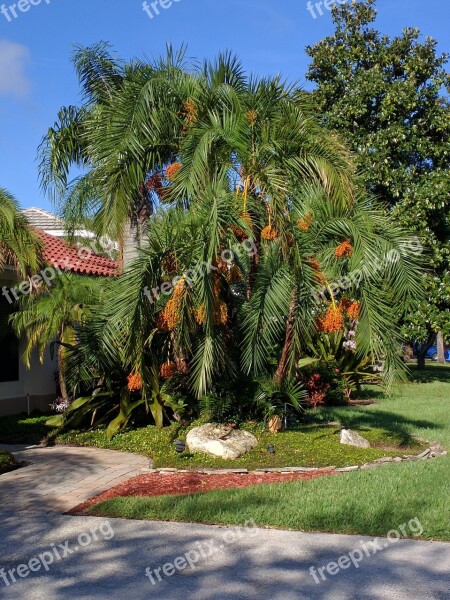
[
  {"xmin": 160, "ymin": 362, "xmax": 177, "ymax": 380},
  {"xmin": 166, "ymin": 162, "xmax": 183, "ymax": 182},
  {"xmin": 317, "ymin": 306, "xmax": 344, "ymax": 333},
  {"xmin": 261, "ymin": 225, "xmax": 278, "ymax": 241},
  {"xmin": 127, "ymin": 372, "xmax": 143, "ymax": 392},
  {"xmin": 347, "ymin": 301, "xmax": 360, "ymax": 321},
  {"xmin": 335, "ymin": 240, "xmax": 353, "ymax": 258},
  {"xmin": 297, "ymin": 214, "xmax": 314, "ymax": 232}
]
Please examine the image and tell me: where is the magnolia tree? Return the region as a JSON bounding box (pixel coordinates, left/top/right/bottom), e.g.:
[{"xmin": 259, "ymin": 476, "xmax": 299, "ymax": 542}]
[{"xmin": 306, "ymin": 0, "xmax": 450, "ymax": 367}]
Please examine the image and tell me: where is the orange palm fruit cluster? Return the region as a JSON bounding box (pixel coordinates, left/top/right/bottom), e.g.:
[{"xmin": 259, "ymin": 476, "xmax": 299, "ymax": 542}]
[
  {"xmin": 261, "ymin": 225, "xmax": 278, "ymax": 241},
  {"xmin": 317, "ymin": 305, "xmax": 345, "ymax": 333},
  {"xmin": 297, "ymin": 214, "xmax": 314, "ymax": 232},
  {"xmin": 231, "ymin": 224, "xmax": 248, "ymax": 241},
  {"xmin": 127, "ymin": 371, "xmax": 143, "ymax": 392},
  {"xmin": 156, "ymin": 312, "xmax": 169, "ymax": 332},
  {"xmin": 166, "ymin": 162, "xmax": 183, "ymax": 182},
  {"xmin": 194, "ymin": 300, "xmax": 228, "ymax": 326},
  {"xmin": 183, "ymin": 99, "xmax": 198, "ymax": 126},
  {"xmin": 335, "ymin": 240, "xmax": 353, "ymax": 258},
  {"xmin": 194, "ymin": 304, "xmax": 207, "ymax": 325},
  {"xmin": 307, "ymin": 257, "xmax": 321, "ymax": 271},
  {"xmin": 160, "ymin": 278, "xmax": 187, "ymax": 331},
  {"xmin": 162, "ymin": 252, "xmax": 177, "ymax": 275},
  {"xmin": 347, "ymin": 301, "xmax": 360, "ymax": 321},
  {"xmin": 215, "ymin": 301, "xmax": 228, "ymax": 325},
  {"xmin": 160, "ymin": 362, "xmax": 177, "ymax": 380},
  {"xmin": 246, "ymin": 109, "xmax": 257, "ymax": 125}
]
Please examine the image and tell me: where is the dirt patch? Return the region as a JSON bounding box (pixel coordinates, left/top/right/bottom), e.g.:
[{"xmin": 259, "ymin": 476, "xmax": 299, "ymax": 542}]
[{"xmin": 69, "ymin": 469, "xmax": 336, "ymax": 514}]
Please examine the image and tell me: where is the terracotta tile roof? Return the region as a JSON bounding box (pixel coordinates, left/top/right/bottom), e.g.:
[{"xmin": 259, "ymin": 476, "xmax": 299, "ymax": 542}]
[{"xmin": 37, "ymin": 230, "xmax": 119, "ymax": 277}]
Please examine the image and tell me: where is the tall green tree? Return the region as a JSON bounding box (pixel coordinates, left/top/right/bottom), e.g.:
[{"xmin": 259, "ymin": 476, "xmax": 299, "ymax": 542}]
[{"xmin": 306, "ymin": 0, "xmax": 450, "ymax": 367}]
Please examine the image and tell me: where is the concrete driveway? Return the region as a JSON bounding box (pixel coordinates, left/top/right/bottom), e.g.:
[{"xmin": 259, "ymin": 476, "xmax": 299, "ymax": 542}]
[
  {"xmin": 0, "ymin": 444, "xmax": 449, "ymax": 599},
  {"xmin": 0, "ymin": 514, "xmax": 449, "ymax": 600}
]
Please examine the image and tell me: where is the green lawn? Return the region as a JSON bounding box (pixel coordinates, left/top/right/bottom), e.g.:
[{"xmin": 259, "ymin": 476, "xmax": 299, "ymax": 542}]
[
  {"xmin": 88, "ymin": 365, "xmax": 450, "ymax": 540},
  {"xmin": 0, "ymin": 449, "xmax": 18, "ymax": 475},
  {"xmin": 0, "ymin": 414, "xmax": 426, "ymax": 471}
]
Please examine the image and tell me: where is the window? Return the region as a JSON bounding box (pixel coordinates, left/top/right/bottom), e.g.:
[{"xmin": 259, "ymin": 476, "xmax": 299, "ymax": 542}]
[{"xmin": 0, "ymin": 293, "xmax": 19, "ymax": 382}]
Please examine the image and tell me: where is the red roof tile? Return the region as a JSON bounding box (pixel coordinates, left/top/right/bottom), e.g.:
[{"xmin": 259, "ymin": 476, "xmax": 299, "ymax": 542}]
[{"xmin": 37, "ymin": 230, "xmax": 119, "ymax": 277}]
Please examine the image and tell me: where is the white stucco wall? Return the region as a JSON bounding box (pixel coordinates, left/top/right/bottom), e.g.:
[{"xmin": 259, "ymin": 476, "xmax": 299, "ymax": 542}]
[{"xmin": 0, "ymin": 342, "xmax": 57, "ymax": 401}]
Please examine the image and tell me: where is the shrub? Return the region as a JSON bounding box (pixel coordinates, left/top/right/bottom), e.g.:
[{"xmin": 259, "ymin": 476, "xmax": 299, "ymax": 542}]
[{"xmin": 299, "ymin": 360, "xmax": 346, "ymax": 408}]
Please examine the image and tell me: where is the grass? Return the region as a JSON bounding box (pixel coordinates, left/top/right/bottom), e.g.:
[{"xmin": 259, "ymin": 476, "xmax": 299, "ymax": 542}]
[
  {"xmin": 0, "ymin": 415, "xmax": 426, "ymax": 470},
  {"xmin": 89, "ymin": 458, "xmax": 450, "ymax": 541},
  {"xmin": 0, "ymin": 449, "xmax": 18, "ymax": 475},
  {"xmin": 88, "ymin": 365, "xmax": 450, "ymax": 540}
]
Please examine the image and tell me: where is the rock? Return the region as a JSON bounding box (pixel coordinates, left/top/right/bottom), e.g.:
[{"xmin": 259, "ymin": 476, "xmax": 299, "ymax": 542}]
[
  {"xmin": 417, "ymin": 449, "xmax": 431, "ymax": 459},
  {"xmin": 335, "ymin": 466, "xmax": 359, "ymax": 472},
  {"xmin": 340, "ymin": 429, "xmax": 371, "ymax": 449},
  {"xmin": 186, "ymin": 424, "xmax": 258, "ymax": 460}
]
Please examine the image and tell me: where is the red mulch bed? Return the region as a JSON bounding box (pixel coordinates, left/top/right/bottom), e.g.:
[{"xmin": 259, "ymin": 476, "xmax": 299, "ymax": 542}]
[{"xmin": 69, "ymin": 469, "xmax": 336, "ymax": 515}]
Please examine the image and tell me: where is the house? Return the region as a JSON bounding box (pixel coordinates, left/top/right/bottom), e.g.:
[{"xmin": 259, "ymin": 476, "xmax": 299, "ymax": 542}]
[{"xmin": 0, "ymin": 209, "xmax": 118, "ymax": 417}]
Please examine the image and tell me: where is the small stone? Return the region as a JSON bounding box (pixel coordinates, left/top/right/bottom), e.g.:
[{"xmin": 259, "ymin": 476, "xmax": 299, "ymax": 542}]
[
  {"xmin": 417, "ymin": 449, "xmax": 431, "ymax": 459},
  {"xmin": 340, "ymin": 429, "xmax": 371, "ymax": 449},
  {"xmin": 334, "ymin": 466, "xmax": 359, "ymax": 472}
]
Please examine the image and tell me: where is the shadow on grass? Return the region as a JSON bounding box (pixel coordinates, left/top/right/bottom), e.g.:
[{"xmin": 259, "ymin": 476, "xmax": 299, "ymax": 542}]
[
  {"xmin": 407, "ymin": 363, "xmax": 450, "ymax": 384},
  {"xmin": 307, "ymin": 409, "xmax": 441, "ymax": 447}
]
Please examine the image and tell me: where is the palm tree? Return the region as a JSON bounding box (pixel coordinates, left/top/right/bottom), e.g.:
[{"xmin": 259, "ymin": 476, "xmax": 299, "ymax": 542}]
[
  {"xmin": 40, "ymin": 46, "xmax": 426, "ymax": 433},
  {"xmin": 10, "ymin": 273, "xmax": 103, "ymax": 400},
  {"xmin": 0, "ymin": 188, "xmax": 41, "ymax": 274}
]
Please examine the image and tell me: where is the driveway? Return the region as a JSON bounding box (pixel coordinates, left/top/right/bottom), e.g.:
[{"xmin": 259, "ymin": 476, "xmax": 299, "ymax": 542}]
[
  {"xmin": 0, "ymin": 515, "xmax": 449, "ymax": 599},
  {"xmin": 0, "ymin": 444, "xmax": 449, "ymax": 599}
]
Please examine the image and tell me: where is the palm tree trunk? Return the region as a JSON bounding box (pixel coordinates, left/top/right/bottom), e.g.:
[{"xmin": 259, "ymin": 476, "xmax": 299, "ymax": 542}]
[
  {"xmin": 274, "ymin": 288, "xmax": 297, "ymax": 384},
  {"xmin": 58, "ymin": 344, "xmax": 69, "ymax": 400}
]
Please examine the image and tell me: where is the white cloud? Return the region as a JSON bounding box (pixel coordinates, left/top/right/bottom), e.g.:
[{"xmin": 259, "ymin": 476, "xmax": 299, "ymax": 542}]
[{"xmin": 0, "ymin": 40, "xmax": 30, "ymax": 97}]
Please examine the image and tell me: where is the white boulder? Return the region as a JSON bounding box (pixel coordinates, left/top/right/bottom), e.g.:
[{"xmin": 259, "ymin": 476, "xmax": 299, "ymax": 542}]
[
  {"xmin": 186, "ymin": 424, "xmax": 258, "ymax": 460},
  {"xmin": 340, "ymin": 429, "xmax": 371, "ymax": 449}
]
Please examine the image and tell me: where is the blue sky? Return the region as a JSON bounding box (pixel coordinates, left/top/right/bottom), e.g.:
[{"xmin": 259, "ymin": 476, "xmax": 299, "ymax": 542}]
[{"xmin": 0, "ymin": 0, "xmax": 448, "ymax": 211}]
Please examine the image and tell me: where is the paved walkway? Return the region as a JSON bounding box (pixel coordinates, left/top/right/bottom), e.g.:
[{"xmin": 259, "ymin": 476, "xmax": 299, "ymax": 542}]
[
  {"xmin": 0, "ymin": 515, "xmax": 449, "ymax": 599},
  {"xmin": 0, "ymin": 444, "xmax": 149, "ymax": 513}
]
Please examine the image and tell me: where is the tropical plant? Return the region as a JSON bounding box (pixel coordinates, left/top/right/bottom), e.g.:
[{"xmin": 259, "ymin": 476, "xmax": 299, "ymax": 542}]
[
  {"xmin": 40, "ymin": 45, "xmax": 426, "ymax": 435},
  {"xmin": 0, "ymin": 188, "xmax": 41, "ymax": 275},
  {"xmin": 10, "ymin": 273, "xmax": 103, "ymax": 400}
]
